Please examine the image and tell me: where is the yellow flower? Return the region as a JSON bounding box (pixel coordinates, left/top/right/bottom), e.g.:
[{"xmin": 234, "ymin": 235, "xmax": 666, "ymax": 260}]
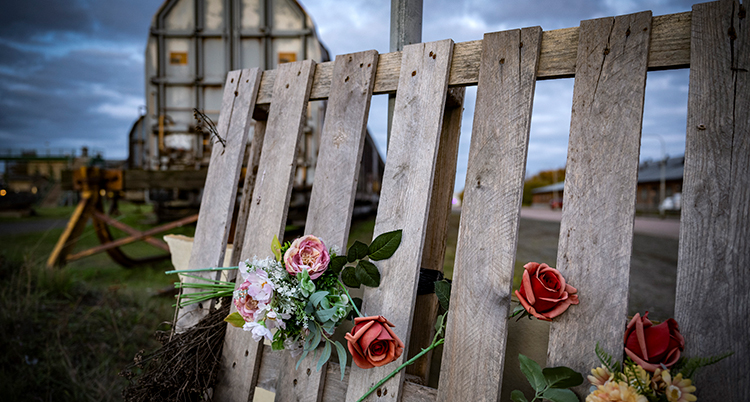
[
  {"xmin": 588, "ymin": 366, "xmax": 613, "ymax": 387},
  {"xmin": 661, "ymin": 372, "xmax": 697, "ymax": 402},
  {"xmin": 586, "ymin": 381, "xmax": 648, "ymax": 402}
]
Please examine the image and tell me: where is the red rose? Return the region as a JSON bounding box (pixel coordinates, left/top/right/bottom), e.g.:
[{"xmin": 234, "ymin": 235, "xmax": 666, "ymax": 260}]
[
  {"xmin": 514, "ymin": 262, "xmax": 579, "ymax": 321},
  {"xmin": 344, "ymin": 316, "xmax": 404, "ymax": 369},
  {"xmin": 624, "ymin": 312, "xmax": 684, "ymax": 372}
]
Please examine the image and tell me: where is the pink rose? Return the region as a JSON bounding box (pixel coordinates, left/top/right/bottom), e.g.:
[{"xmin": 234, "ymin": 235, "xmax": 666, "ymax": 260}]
[
  {"xmin": 345, "ymin": 316, "xmax": 404, "ymax": 369},
  {"xmin": 624, "ymin": 312, "xmax": 684, "ymax": 372},
  {"xmin": 283, "ymin": 235, "xmax": 330, "ymax": 279},
  {"xmin": 233, "ymin": 268, "xmax": 274, "ymax": 322},
  {"xmin": 514, "ymin": 262, "xmax": 579, "ymax": 321}
]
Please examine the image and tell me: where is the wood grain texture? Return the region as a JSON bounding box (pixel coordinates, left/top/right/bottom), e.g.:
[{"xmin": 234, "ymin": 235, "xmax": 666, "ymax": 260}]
[
  {"xmin": 214, "ymin": 60, "xmax": 316, "ymax": 402},
  {"xmin": 406, "ymin": 86, "xmax": 465, "ymax": 382},
  {"xmin": 254, "ymin": 11, "xmax": 691, "ymax": 106},
  {"xmin": 344, "ymin": 39, "xmax": 454, "ymax": 402},
  {"xmin": 674, "ymin": 1, "xmax": 749, "ymax": 400},
  {"xmin": 546, "ymin": 12, "xmax": 651, "ymax": 385},
  {"xmin": 175, "ymin": 69, "xmax": 260, "ymax": 332},
  {"xmin": 276, "ymin": 50, "xmax": 379, "ymax": 402},
  {"xmin": 229, "ymin": 118, "xmax": 267, "ymax": 269},
  {"xmin": 437, "ymin": 27, "xmax": 542, "ymax": 402},
  {"xmin": 252, "ymin": 344, "xmax": 438, "ymax": 402}
]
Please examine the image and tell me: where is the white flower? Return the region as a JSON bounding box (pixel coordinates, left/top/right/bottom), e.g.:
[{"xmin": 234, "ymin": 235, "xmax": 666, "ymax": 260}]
[{"xmin": 243, "ymin": 321, "xmax": 273, "ymax": 342}]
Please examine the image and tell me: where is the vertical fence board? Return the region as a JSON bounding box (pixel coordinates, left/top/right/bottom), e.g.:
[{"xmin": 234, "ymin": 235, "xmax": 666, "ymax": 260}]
[
  {"xmin": 344, "ymin": 39, "xmax": 453, "ymax": 402},
  {"xmin": 175, "ymin": 69, "xmax": 260, "ymax": 331},
  {"xmin": 674, "ymin": 1, "xmax": 749, "ymax": 400},
  {"xmin": 275, "ymin": 50, "xmax": 379, "ymax": 402},
  {"xmin": 406, "ymin": 86, "xmax": 465, "ymax": 382},
  {"xmin": 546, "ymin": 11, "xmax": 651, "ymax": 381},
  {"xmin": 214, "ymin": 60, "xmax": 316, "ymax": 402},
  {"xmin": 437, "ymin": 27, "xmax": 542, "ymax": 402}
]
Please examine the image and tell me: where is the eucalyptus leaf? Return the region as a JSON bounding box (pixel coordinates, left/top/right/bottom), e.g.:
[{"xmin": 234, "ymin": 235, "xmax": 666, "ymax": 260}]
[
  {"xmin": 224, "ymin": 312, "xmax": 246, "ymax": 328},
  {"xmin": 368, "ymin": 229, "xmax": 402, "ymax": 261},
  {"xmin": 310, "ymin": 291, "xmax": 329, "ymax": 307},
  {"xmin": 347, "ymin": 241, "xmax": 369, "ymax": 262},
  {"xmin": 296, "ymin": 350, "xmax": 309, "ymax": 371},
  {"xmin": 310, "ymin": 325, "xmax": 322, "ymax": 351},
  {"xmin": 304, "ymin": 301, "xmax": 315, "ymax": 315},
  {"xmin": 316, "ymin": 307, "xmax": 338, "ymax": 322},
  {"xmin": 510, "ymin": 390, "xmax": 529, "ymax": 402},
  {"xmin": 541, "ymin": 388, "xmax": 579, "ymax": 402},
  {"xmin": 341, "ymin": 266, "xmax": 361, "ymax": 288},
  {"xmin": 519, "ymin": 354, "xmax": 546, "ymax": 393},
  {"xmin": 329, "ymin": 255, "xmax": 348, "ymax": 274},
  {"xmin": 317, "ymin": 341, "xmax": 332, "ymax": 372},
  {"xmin": 543, "ymin": 366, "xmax": 584, "ymax": 388},
  {"xmin": 304, "ymin": 324, "xmax": 320, "ymax": 351},
  {"xmin": 434, "ymin": 280, "xmax": 452, "ymax": 311},
  {"xmin": 355, "ymin": 260, "xmax": 380, "ymax": 287},
  {"xmin": 334, "ymin": 341, "xmax": 348, "ymax": 381}
]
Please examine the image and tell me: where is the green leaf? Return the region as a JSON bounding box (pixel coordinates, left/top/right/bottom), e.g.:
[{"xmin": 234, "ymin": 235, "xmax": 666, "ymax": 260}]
[
  {"xmin": 542, "ymin": 388, "xmax": 579, "ymax": 402},
  {"xmin": 518, "ymin": 354, "xmax": 546, "ymax": 392},
  {"xmin": 543, "ymin": 366, "xmax": 584, "ymax": 388},
  {"xmin": 272, "ymin": 235, "xmax": 283, "ymax": 262},
  {"xmin": 296, "ymin": 350, "xmax": 309, "ymax": 371},
  {"xmin": 316, "ymin": 307, "xmax": 338, "ymax": 322},
  {"xmin": 334, "ymin": 341, "xmax": 348, "ymax": 381},
  {"xmin": 510, "ymin": 390, "xmax": 529, "ymax": 402},
  {"xmin": 310, "ymin": 291, "xmax": 330, "ymax": 307},
  {"xmin": 317, "ymin": 341, "xmax": 332, "ymax": 372},
  {"xmin": 368, "ymin": 229, "xmax": 402, "ymax": 261},
  {"xmin": 509, "ymin": 303, "xmax": 526, "ymax": 319},
  {"xmin": 434, "ymin": 313, "xmax": 446, "ymax": 336},
  {"xmin": 271, "ymin": 332, "xmax": 285, "ymax": 351},
  {"xmin": 304, "ymin": 324, "xmax": 321, "ymax": 351},
  {"xmin": 224, "ymin": 312, "xmax": 245, "ymax": 328},
  {"xmin": 355, "ymin": 260, "xmax": 380, "ymax": 287},
  {"xmin": 347, "ymin": 241, "xmax": 369, "ymax": 262},
  {"xmin": 329, "ymin": 256, "xmax": 348, "ymax": 274},
  {"xmin": 434, "ymin": 280, "xmax": 452, "ymax": 311},
  {"xmin": 341, "ymin": 266, "xmax": 361, "ymax": 288}
]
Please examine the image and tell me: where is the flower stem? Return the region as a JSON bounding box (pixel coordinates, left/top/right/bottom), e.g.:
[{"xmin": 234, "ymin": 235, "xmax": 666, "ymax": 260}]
[
  {"xmin": 356, "ymin": 338, "xmax": 445, "ymax": 402},
  {"xmin": 338, "ymin": 279, "xmax": 362, "ymax": 318},
  {"xmin": 165, "ymin": 266, "xmax": 238, "ymax": 275}
]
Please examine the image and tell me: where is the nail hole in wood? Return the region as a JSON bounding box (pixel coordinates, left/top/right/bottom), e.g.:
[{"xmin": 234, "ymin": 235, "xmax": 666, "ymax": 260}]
[
  {"xmin": 367, "ymin": 63, "xmax": 371, "ymax": 67},
  {"xmin": 429, "ymin": 51, "xmax": 433, "ymax": 57},
  {"xmin": 626, "ymin": 28, "xmax": 631, "ymax": 37},
  {"xmin": 377, "ymin": 388, "xmax": 382, "ymax": 397},
  {"xmin": 603, "ymin": 48, "xmax": 610, "ymax": 55},
  {"xmin": 432, "ymin": 53, "xmax": 436, "ymax": 59},
  {"xmin": 297, "ymin": 71, "xmax": 301, "ymax": 76},
  {"xmin": 499, "ymin": 58, "xmax": 505, "ymax": 64},
  {"xmin": 360, "ymin": 63, "xmax": 363, "ymax": 67},
  {"xmin": 383, "ymin": 388, "xmax": 387, "ymax": 395},
  {"xmin": 411, "ymin": 70, "xmax": 416, "ymax": 77},
  {"xmin": 234, "ymin": 91, "xmax": 238, "ymax": 96},
  {"xmin": 286, "ymin": 84, "xmax": 289, "ymax": 88},
  {"xmin": 519, "ymin": 42, "xmax": 523, "ymax": 48},
  {"xmin": 345, "ymin": 76, "xmax": 349, "ymax": 82},
  {"xmin": 307, "ymin": 368, "xmax": 311, "ymax": 375},
  {"xmin": 245, "ymin": 350, "xmax": 249, "ymax": 356},
  {"xmin": 246, "ymin": 79, "xmax": 249, "ymax": 83},
  {"xmin": 231, "ymin": 78, "xmax": 234, "ymax": 83},
  {"xmin": 697, "ymin": 124, "xmax": 706, "ymax": 130},
  {"xmin": 293, "ymin": 379, "xmax": 298, "ymax": 386},
  {"xmin": 198, "ymin": 302, "xmax": 203, "ymax": 309},
  {"xmin": 232, "ymin": 362, "xmax": 236, "ymax": 368}
]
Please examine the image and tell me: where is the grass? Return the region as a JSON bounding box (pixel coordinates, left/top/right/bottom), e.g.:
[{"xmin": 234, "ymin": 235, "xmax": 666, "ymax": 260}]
[{"xmin": 0, "ymin": 202, "xmax": 193, "ymax": 401}]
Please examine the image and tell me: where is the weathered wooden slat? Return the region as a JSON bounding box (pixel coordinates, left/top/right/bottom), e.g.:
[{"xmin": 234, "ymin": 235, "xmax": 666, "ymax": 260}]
[
  {"xmin": 214, "ymin": 60, "xmax": 316, "ymax": 402},
  {"xmin": 344, "ymin": 39, "xmax": 454, "ymax": 402},
  {"xmin": 175, "ymin": 69, "xmax": 260, "ymax": 332},
  {"xmin": 255, "ymin": 12, "xmax": 691, "ymax": 105},
  {"xmin": 229, "ymin": 118, "xmax": 267, "ymax": 269},
  {"xmin": 674, "ymin": 1, "xmax": 749, "ymax": 400},
  {"xmin": 275, "ymin": 49, "xmax": 379, "ymax": 402},
  {"xmin": 437, "ymin": 27, "xmax": 542, "ymax": 402},
  {"xmin": 406, "ymin": 86, "xmax": 465, "ymax": 381},
  {"xmin": 546, "ymin": 11, "xmax": 651, "ymax": 387}
]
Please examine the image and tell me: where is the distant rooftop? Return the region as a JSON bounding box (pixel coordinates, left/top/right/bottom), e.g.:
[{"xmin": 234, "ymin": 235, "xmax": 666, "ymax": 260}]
[{"xmin": 532, "ymin": 155, "xmax": 685, "ymax": 194}]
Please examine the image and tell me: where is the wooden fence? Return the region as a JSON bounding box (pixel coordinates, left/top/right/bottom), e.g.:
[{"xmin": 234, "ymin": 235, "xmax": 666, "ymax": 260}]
[{"xmin": 175, "ymin": 1, "xmax": 747, "ymax": 400}]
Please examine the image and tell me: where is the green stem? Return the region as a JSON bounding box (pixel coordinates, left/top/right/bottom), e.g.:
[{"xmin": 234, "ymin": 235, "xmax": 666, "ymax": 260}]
[
  {"xmin": 165, "ymin": 266, "xmax": 238, "ymax": 275},
  {"xmin": 356, "ymin": 338, "xmax": 445, "ymax": 402},
  {"xmin": 338, "ymin": 279, "xmax": 362, "ymax": 318}
]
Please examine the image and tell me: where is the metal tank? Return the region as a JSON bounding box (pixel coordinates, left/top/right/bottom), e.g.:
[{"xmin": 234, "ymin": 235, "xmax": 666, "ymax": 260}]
[{"xmin": 128, "ymin": 0, "xmax": 383, "ymax": 219}]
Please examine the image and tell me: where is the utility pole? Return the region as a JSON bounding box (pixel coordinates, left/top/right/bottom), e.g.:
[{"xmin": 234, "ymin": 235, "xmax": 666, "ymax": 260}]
[{"xmin": 387, "ymin": 0, "xmax": 423, "ymax": 149}]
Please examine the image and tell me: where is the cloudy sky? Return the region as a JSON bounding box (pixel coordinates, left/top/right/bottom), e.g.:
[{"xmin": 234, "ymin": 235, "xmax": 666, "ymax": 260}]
[{"xmin": 1, "ymin": 0, "xmax": 697, "ymax": 191}]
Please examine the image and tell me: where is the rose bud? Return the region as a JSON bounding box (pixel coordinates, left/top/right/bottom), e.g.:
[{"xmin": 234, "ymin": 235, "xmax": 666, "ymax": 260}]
[
  {"xmin": 283, "ymin": 235, "xmax": 330, "ymax": 280},
  {"xmin": 514, "ymin": 262, "xmax": 579, "ymax": 321},
  {"xmin": 345, "ymin": 316, "xmax": 404, "ymax": 369},
  {"xmin": 624, "ymin": 312, "xmax": 684, "ymax": 372}
]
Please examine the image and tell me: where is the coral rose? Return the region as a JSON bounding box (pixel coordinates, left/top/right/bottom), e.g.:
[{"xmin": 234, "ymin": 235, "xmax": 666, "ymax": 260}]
[
  {"xmin": 624, "ymin": 312, "xmax": 684, "ymax": 372},
  {"xmin": 345, "ymin": 316, "xmax": 404, "ymax": 369},
  {"xmin": 283, "ymin": 235, "xmax": 330, "ymax": 280},
  {"xmin": 514, "ymin": 262, "xmax": 579, "ymax": 321}
]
